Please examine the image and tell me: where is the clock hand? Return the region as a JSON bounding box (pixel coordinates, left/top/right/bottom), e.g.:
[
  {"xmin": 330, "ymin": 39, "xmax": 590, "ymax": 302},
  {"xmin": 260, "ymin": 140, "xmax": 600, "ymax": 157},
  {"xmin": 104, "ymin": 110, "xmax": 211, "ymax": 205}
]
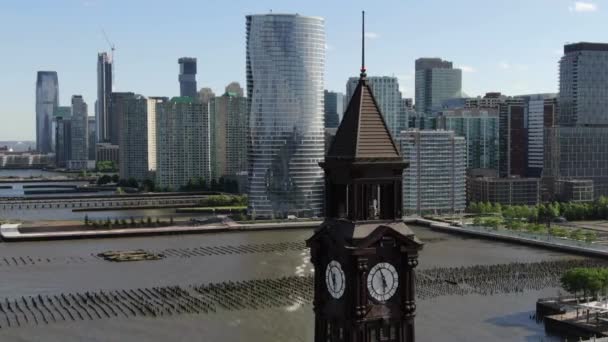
[
  {"xmin": 331, "ymin": 272, "xmax": 336, "ymax": 291},
  {"xmin": 380, "ymin": 270, "xmax": 387, "ymax": 292}
]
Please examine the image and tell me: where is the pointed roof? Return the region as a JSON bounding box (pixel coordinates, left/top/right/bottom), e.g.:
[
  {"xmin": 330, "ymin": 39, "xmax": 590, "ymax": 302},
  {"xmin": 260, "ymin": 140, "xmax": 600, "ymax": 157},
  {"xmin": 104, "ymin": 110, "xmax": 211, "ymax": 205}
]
[{"xmin": 327, "ymin": 78, "xmax": 401, "ymax": 160}]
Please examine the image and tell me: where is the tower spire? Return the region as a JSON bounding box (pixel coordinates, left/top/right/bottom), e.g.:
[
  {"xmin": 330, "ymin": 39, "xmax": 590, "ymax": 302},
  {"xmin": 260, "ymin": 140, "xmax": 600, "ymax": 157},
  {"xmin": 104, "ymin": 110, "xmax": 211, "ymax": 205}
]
[{"xmin": 360, "ymin": 10, "xmax": 366, "ymax": 79}]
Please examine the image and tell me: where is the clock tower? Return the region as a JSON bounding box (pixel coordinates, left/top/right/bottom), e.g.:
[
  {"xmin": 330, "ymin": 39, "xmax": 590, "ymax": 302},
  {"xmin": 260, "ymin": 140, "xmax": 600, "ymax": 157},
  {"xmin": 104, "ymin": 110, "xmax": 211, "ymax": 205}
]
[{"xmin": 306, "ymin": 11, "xmax": 423, "ymax": 342}]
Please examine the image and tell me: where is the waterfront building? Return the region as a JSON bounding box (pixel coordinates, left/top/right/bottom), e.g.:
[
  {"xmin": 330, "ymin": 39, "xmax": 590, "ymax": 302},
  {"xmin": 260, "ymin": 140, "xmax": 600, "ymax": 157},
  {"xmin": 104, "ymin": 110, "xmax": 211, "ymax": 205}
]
[
  {"xmin": 155, "ymin": 97, "xmax": 210, "ymax": 191},
  {"xmin": 118, "ymin": 93, "xmax": 150, "ymax": 181},
  {"xmin": 467, "ymin": 176, "xmax": 540, "ymax": 206},
  {"xmin": 516, "ymin": 94, "xmax": 557, "ymax": 177},
  {"xmin": 437, "ymin": 108, "xmax": 499, "ymax": 170},
  {"xmin": 544, "ymin": 126, "xmax": 608, "ymax": 198},
  {"xmin": 107, "ymin": 92, "xmax": 129, "ymax": 146},
  {"xmin": 35, "ymin": 71, "xmax": 59, "ymax": 153},
  {"xmin": 544, "ymin": 42, "xmax": 608, "ymax": 199},
  {"xmin": 559, "ymin": 42, "xmax": 608, "ymax": 126},
  {"xmin": 323, "ymin": 90, "xmax": 344, "ymax": 128},
  {"xmin": 209, "ymin": 88, "xmax": 248, "ymax": 180},
  {"xmin": 346, "ymin": 76, "xmax": 402, "ymax": 136},
  {"xmin": 415, "ymin": 58, "xmax": 462, "ymax": 114},
  {"xmin": 87, "ymin": 117, "xmax": 96, "ymax": 160},
  {"xmin": 490, "ymin": 94, "xmax": 557, "ymax": 179},
  {"xmin": 97, "ymin": 52, "xmax": 113, "ymax": 142},
  {"xmin": 246, "ymin": 13, "xmax": 325, "ymax": 218},
  {"xmin": 54, "ymin": 117, "xmax": 71, "ymax": 168},
  {"xmin": 95, "ymin": 143, "xmax": 119, "ymax": 166},
  {"xmin": 178, "ymin": 57, "xmax": 197, "ymax": 98},
  {"xmin": 556, "ymin": 179, "xmax": 594, "ymax": 202},
  {"xmin": 401, "ymin": 129, "xmax": 466, "ymax": 215},
  {"xmin": 69, "ymin": 95, "xmax": 88, "ymax": 169},
  {"xmin": 146, "ymin": 97, "xmax": 168, "ymax": 172},
  {"xmin": 498, "ymin": 98, "xmax": 527, "ymax": 178},
  {"xmin": 52, "ymin": 106, "xmax": 71, "ymax": 152}
]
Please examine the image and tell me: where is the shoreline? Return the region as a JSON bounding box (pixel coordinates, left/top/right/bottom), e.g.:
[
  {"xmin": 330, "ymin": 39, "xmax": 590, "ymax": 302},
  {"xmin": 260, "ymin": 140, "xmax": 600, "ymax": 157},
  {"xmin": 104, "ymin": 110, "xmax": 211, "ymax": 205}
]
[{"xmin": 0, "ymin": 220, "xmax": 321, "ymax": 241}]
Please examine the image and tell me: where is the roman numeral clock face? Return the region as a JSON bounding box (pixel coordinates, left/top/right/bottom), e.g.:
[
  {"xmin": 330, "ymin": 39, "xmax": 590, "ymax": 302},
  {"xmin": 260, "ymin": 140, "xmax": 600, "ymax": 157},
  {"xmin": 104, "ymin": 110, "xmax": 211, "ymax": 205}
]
[
  {"xmin": 367, "ymin": 262, "xmax": 399, "ymax": 302},
  {"xmin": 325, "ymin": 260, "xmax": 345, "ymax": 299}
]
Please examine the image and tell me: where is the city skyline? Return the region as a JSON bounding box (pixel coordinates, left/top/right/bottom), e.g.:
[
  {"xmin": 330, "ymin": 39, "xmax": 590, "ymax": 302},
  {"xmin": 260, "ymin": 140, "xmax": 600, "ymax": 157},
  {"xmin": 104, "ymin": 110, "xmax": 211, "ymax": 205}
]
[{"xmin": 1, "ymin": 0, "xmax": 607, "ymax": 140}]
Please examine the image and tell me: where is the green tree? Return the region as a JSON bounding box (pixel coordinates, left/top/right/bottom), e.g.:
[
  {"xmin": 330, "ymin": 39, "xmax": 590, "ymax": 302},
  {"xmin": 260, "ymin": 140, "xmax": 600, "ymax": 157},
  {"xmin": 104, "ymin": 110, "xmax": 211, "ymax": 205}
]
[{"xmin": 97, "ymin": 175, "xmax": 112, "ymax": 185}]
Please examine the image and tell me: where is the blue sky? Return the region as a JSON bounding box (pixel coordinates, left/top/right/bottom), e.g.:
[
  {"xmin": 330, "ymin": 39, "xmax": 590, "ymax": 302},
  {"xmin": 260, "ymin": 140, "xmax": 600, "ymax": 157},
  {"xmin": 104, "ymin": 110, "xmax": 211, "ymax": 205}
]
[{"xmin": 0, "ymin": 0, "xmax": 606, "ymax": 140}]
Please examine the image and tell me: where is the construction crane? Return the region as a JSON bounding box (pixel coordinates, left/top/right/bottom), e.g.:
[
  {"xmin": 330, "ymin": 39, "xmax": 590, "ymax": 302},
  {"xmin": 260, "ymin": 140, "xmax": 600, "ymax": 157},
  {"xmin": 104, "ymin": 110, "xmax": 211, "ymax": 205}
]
[
  {"xmin": 101, "ymin": 29, "xmax": 115, "ymax": 61},
  {"xmin": 101, "ymin": 28, "xmax": 116, "ymax": 90}
]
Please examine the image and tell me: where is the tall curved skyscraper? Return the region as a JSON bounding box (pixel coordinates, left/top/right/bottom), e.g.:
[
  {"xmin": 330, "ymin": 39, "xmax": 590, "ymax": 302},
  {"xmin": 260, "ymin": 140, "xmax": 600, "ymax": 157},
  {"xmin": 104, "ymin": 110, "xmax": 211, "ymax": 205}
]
[
  {"xmin": 35, "ymin": 71, "xmax": 59, "ymax": 153},
  {"xmin": 246, "ymin": 14, "xmax": 325, "ymax": 218}
]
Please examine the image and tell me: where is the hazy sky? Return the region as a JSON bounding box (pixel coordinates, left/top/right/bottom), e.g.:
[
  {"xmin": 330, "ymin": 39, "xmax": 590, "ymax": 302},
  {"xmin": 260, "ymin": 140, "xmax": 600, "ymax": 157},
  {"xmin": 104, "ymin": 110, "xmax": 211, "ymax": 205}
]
[{"xmin": 1, "ymin": 0, "xmax": 606, "ymax": 140}]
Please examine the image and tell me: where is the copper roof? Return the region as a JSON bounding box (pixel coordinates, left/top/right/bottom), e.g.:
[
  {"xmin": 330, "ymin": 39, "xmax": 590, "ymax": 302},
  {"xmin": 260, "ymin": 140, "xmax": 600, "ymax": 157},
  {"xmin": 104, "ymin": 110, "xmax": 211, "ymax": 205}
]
[{"xmin": 326, "ymin": 78, "xmax": 401, "ymax": 160}]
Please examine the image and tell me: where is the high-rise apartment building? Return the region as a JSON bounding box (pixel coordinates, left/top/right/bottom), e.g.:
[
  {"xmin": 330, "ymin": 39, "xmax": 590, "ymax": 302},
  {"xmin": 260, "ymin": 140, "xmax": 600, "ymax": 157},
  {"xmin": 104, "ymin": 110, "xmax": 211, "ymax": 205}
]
[
  {"xmin": 415, "ymin": 58, "xmax": 462, "ymax": 115},
  {"xmin": 97, "ymin": 52, "xmax": 113, "ymax": 142},
  {"xmin": 514, "ymin": 94, "xmax": 557, "ymax": 177},
  {"xmin": 438, "ymin": 108, "xmax": 499, "ymax": 170},
  {"xmin": 69, "ymin": 95, "xmax": 88, "ymax": 168},
  {"xmin": 118, "ymin": 93, "xmax": 149, "ymax": 181},
  {"xmin": 146, "ymin": 97, "xmax": 167, "ymax": 172},
  {"xmin": 54, "ymin": 111, "xmax": 71, "ymax": 168},
  {"xmin": 155, "ymin": 97, "xmax": 210, "ymax": 190},
  {"xmin": 209, "ymin": 87, "xmax": 248, "ymax": 180},
  {"xmin": 323, "ymin": 90, "xmax": 344, "ymax": 128},
  {"xmin": 346, "ymin": 76, "xmax": 402, "ymax": 136},
  {"xmin": 35, "ymin": 71, "xmax": 59, "ymax": 153},
  {"xmin": 178, "ymin": 57, "xmax": 197, "ymax": 98},
  {"xmin": 544, "ymin": 42, "xmax": 608, "ymax": 198},
  {"xmin": 52, "ymin": 106, "xmax": 70, "ymax": 152},
  {"xmin": 246, "ymin": 14, "xmax": 325, "ymax": 218},
  {"xmin": 559, "ymin": 42, "xmax": 608, "ymax": 126},
  {"xmin": 108, "ymin": 92, "xmax": 131, "ymax": 146},
  {"xmin": 87, "ymin": 117, "xmax": 96, "ymax": 160},
  {"xmin": 498, "ymin": 99, "xmax": 527, "ymax": 178},
  {"xmin": 401, "ymin": 129, "xmax": 466, "ymax": 215}
]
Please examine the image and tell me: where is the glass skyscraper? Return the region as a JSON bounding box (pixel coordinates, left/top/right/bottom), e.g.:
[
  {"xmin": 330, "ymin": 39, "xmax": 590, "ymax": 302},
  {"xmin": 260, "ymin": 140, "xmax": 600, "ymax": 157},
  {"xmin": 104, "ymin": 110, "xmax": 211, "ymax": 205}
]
[
  {"xmin": 415, "ymin": 58, "xmax": 462, "ymax": 115},
  {"xmin": 246, "ymin": 14, "xmax": 325, "ymax": 218},
  {"xmin": 559, "ymin": 42, "xmax": 608, "ymax": 126},
  {"xmin": 35, "ymin": 71, "xmax": 59, "ymax": 153},
  {"xmin": 438, "ymin": 108, "xmax": 499, "ymax": 170},
  {"xmin": 544, "ymin": 42, "xmax": 608, "ymax": 198}
]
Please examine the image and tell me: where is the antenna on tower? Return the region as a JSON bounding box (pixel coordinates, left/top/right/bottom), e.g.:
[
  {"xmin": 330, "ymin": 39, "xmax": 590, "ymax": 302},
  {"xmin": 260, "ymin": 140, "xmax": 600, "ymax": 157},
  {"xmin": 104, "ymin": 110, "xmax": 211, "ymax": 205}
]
[{"xmin": 360, "ymin": 10, "xmax": 366, "ymax": 78}]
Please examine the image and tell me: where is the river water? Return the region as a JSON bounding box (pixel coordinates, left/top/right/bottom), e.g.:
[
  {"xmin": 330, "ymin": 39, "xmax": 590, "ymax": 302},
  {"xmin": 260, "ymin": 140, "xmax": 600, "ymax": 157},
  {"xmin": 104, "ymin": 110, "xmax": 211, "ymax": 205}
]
[{"xmin": 0, "ymin": 225, "xmax": 576, "ymax": 341}]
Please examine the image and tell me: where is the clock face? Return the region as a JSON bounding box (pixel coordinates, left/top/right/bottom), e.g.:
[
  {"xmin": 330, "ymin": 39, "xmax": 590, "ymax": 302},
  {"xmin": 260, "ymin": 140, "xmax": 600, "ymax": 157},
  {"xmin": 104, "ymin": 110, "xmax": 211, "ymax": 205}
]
[
  {"xmin": 325, "ymin": 260, "xmax": 346, "ymax": 299},
  {"xmin": 367, "ymin": 262, "xmax": 399, "ymax": 302}
]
